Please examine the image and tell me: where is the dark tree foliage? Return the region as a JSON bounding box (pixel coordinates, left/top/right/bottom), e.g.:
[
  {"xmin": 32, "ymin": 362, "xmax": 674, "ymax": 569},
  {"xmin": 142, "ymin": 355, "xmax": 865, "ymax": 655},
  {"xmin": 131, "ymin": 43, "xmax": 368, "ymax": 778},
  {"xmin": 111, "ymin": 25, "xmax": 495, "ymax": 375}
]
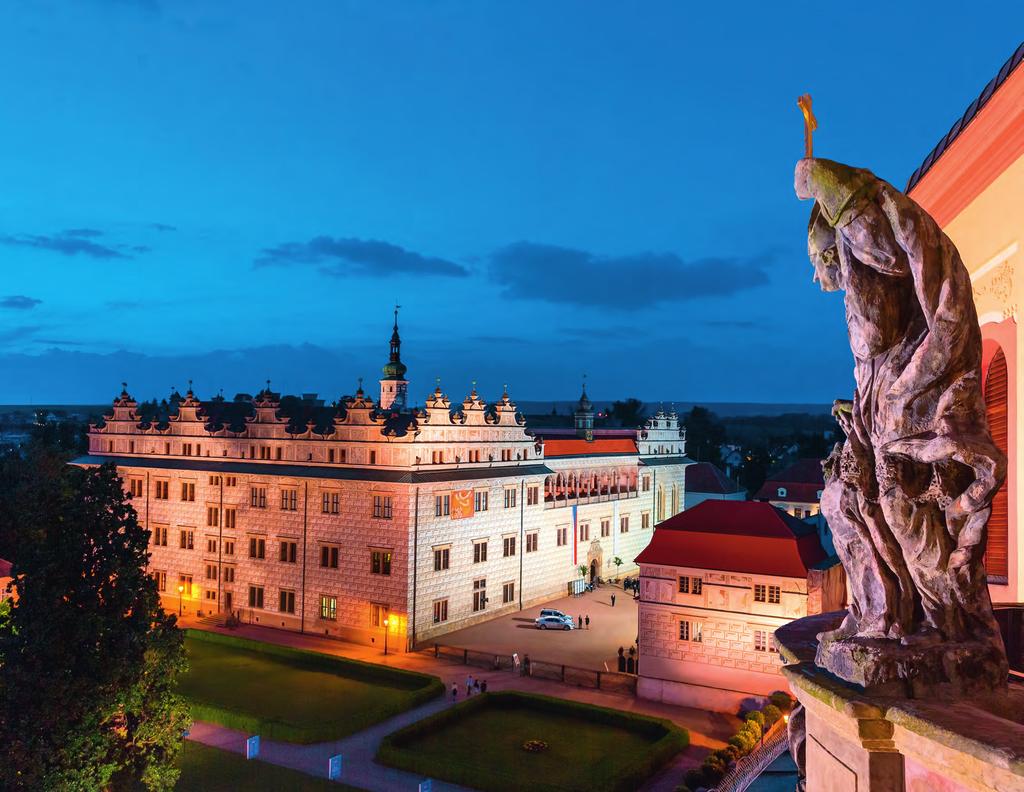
[
  {"xmin": 30, "ymin": 418, "xmax": 90, "ymax": 454},
  {"xmin": 736, "ymin": 446, "xmax": 777, "ymax": 498},
  {"xmin": 0, "ymin": 447, "xmax": 190, "ymax": 792},
  {"xmin": 682, "ymin": 406, "xmax": 725, "ymax": 466},
  {"xmin": 609, "ymin": 398, "xmax": 647, "ymax": 427}
]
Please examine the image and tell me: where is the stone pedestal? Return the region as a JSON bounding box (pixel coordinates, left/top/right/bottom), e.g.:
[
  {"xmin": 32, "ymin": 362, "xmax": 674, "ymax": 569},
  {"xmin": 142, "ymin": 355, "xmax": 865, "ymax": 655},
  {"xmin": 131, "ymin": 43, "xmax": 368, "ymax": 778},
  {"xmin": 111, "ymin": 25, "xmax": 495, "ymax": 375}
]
[{"xmin": 777, "ymin": 612, "xmax": 1024, "ymax": 792}]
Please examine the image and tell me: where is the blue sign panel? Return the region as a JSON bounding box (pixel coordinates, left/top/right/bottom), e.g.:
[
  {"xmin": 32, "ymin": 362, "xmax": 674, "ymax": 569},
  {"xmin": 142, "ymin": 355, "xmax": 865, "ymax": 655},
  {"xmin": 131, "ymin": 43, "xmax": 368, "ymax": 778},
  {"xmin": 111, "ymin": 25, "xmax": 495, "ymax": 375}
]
[
  {"xmin": 245, "ymin": 734, "xmax": 260, "ymax": 760},
  {"xmin": 419, "ymin": 781, "xmax": 432, "ymax": 792},
  {"xmin": 328, "ymin": 754, "xmax": 343, "ymax": 781}
]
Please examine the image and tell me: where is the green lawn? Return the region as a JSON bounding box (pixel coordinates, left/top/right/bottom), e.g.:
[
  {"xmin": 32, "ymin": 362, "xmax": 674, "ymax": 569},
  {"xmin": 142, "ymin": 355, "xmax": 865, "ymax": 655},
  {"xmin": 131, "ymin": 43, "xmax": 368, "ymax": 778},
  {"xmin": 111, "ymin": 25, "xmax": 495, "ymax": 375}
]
[
  {"xmin": 179, "ymin": 631, "xmax": 443, "ymax": 743},
  {"xmin": 378, "ymin": 691, "xmax": 688, "ymax": 792},
  {"xmin": 175, "ymin": 741, "xmax": 362, "ymax": 791}
]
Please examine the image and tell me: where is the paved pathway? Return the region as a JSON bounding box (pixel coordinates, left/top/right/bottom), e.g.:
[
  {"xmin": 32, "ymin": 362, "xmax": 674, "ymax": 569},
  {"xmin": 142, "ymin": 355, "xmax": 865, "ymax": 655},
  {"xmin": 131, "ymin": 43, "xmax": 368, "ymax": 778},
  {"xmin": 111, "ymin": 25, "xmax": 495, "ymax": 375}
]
[{"xmin": 180, "ymin": 617, "xmax": 738, "ymax": 790}]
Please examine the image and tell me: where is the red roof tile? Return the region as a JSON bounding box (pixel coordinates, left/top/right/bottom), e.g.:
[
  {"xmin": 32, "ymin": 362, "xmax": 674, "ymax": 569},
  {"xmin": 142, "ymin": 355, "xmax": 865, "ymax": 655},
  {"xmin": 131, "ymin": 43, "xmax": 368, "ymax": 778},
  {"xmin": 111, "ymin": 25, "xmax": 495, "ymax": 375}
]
[
  {"xmin": 636, "ymin": 500, "xmax": 827, "ymax": 578},
  {"xmin": 754, "ymin": 458, "xmax": 824, "ymax": 503},
  {"xmin": 685, "ymin": 462, "xmax": 743, "ymax": 495},
  {"xmin": 0, "ymin": 558, "xmax": 12, "ymax": 578},
  {"xmin": 543, "ymin": 438, "xmax": 637, "ymax": 457}
]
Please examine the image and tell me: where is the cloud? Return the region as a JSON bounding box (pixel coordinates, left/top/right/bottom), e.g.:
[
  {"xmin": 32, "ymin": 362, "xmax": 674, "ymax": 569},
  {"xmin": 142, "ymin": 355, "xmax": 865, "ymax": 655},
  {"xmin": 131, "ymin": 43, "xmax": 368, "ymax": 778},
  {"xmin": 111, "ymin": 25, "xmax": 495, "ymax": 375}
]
[
  {"xmin": 0, "ymin": 229, "xmax": 131, "ymax": 260},
  {"xmin": 0, "ymin": 325, "xmax": 44, "ymax": 343},
  {"xmin": 488, "ymin": 241, "xmax": 771, "ymax": 308},
  {"xmin": 0, "ymin": 295, "xmax": 42, "ymax": 310},
  {"xmin": 255, "ymin": 236, "xmax": 468, "ymax": 278},
  {"xmin": 150, "ymin": 223, "xmax": 177, "ymax": 232}
]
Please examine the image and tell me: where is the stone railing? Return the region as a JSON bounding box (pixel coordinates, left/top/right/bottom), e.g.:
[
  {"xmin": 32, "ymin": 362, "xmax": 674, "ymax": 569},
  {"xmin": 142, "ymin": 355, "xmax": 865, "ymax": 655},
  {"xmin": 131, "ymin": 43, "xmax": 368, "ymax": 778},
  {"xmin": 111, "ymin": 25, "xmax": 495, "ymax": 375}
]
[{"xmin": 710, "ymin": 720, "xmax": 789, "ymax": 792}]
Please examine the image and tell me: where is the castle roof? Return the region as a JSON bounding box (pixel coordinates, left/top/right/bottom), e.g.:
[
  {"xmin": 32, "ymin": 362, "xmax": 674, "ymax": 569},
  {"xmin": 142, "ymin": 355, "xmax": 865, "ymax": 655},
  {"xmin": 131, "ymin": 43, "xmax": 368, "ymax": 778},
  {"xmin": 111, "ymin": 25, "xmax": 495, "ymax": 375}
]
[
  {"xmin": 754, "ymin": 458, "xmax": 824, "ymax": 503},
  {"xmin": 636, "ymin": 500, "xmax": 827, "ymax": 578},
  {"xmin": 685, "ymin": 461, "xmax": 743, "ymax": 495},
  {"xmin": 543, "ymin": 437, "xmax": 637, "ymax": 458}
]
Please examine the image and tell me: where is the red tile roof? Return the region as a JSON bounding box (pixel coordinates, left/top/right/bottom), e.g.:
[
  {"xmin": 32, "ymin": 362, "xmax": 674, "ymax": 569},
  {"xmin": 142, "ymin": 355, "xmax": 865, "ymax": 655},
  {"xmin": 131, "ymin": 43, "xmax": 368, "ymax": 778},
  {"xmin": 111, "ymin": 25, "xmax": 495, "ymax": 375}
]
[
  {"xmin": 636, "ymin": 500, "xmax": 827, "ymax": 578},
  {"xmin": 754, "ymin": 458, "xmax": 824, "ymax": 503},
  {"xmin": 543, "ymin": 438, "xmax": 637, "ymax": 457},
  {"xmin": 0, "ymin": 558, "xmax": 11, "ymax": 578},
  {"xmin": 685, "ymin": 462, "xmax": 743, "ymax": 495}
]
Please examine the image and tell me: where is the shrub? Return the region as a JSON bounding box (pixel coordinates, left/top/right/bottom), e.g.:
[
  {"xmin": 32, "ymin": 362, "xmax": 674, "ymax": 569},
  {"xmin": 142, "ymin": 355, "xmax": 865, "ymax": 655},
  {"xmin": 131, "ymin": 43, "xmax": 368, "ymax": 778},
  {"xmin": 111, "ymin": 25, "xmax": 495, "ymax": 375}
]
[
  {"xmin": 762, "ymin": 704, "xmax": 782, "ymax": 726},
  {"xmin": 740, "ymin": 720, "xmax": 762, "ymax": 740},
  {"xmin": 709, "ymin": 747, "xmax": 735, "ymax": 766},
  {"xmin": 744, "ymin": 710, "xmax": 765, "ymax": 727},
  {"xmin": 721, "ymin": 744, "xmax": 742, "ymax": 762},
  {"xmin": 769, "ymin": 691, "xmax": 793, "ymax": 712},
  {"xmin": 728, "ymin": 732, "xmax": 755, "ymax": 754},
  {"xmin": 683, "ymin": 768, "xmax": 704, "ymax": 789},
  {"xmin": 700, "ymin": 761, "xmax": 725, "ymax": 786}
]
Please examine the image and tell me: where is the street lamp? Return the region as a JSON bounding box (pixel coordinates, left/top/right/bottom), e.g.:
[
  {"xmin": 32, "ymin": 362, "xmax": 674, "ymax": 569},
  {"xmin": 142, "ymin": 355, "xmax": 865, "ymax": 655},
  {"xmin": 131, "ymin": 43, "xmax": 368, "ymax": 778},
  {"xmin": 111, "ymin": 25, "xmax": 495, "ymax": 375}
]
[
  {"xmin": 178, "ymin": 584, "xmax": 184, "ymax": 616},
  {"xmin": 383, "ymin": 617, "xmax": 390, "ymax": 656}
]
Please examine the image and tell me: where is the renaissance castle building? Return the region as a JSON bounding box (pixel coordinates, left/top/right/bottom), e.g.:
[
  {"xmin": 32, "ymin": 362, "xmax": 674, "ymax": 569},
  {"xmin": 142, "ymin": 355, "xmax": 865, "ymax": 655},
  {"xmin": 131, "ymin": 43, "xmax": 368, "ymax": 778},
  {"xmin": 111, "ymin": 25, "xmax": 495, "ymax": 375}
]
[{"xmin": 77, "ymin": 313, "xmax": 690, "ymax": 650}]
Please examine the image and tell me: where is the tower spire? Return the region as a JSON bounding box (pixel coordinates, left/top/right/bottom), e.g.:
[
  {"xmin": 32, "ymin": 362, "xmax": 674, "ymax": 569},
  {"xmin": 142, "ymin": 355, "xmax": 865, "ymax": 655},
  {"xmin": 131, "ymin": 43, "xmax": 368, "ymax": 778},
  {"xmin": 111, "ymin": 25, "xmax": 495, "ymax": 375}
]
[{"xmin": 380, "ymin": 305, "xmax": 409, "ymax": 410}]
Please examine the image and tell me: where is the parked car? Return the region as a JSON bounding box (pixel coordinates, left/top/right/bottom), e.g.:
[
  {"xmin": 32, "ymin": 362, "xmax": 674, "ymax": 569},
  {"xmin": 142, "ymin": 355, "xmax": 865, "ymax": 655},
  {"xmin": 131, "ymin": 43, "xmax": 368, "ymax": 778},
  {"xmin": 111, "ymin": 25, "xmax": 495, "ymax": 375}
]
[
  {"xmin": 535, "ymin": 615, "xmax": 574, "ymax": 630},
  {"xmin": 539, "ymin": 608, "xmax": 571, "ymax": 621}
]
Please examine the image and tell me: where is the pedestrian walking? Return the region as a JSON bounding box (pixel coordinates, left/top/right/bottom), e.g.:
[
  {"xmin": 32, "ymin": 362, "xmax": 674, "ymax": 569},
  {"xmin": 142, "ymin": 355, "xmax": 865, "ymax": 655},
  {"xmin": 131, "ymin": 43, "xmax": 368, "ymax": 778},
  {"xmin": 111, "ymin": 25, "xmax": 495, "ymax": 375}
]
[
  {"xmin": 585, "ymin": 615, "xmax": 590, "ymax": 629},
  {"xmin": 466, "ymin": 675, "xmax": 473, "ymax": 696},
  {"xmin": 473, "ymin": 678, "xmax": 481, "ymax": 694},
  {"xmin": 524, "ymin": 654, "xmax": 531, "ymax": 675},
  {"xmin": 578, "ymin": 614, "xmax": 583, "ymax": 629},
  {"xmin": 611, "ymin": 593, "xmax": 616, "ymax": 607},
  {"xmin": 451, "ymin": 683, "xmax": 458, "ymax": 700},
  {"xmin": 481, "ymin": 679, "xmax": 488, "ymax": 693}
]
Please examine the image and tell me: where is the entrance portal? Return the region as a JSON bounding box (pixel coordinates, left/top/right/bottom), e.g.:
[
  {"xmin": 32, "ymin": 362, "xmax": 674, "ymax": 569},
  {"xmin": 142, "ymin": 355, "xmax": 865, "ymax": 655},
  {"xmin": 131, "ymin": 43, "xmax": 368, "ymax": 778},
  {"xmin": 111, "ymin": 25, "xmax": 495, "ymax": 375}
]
[{"xmin": 590, "ymin": 559, "xmax": 597, "ymax": 583}]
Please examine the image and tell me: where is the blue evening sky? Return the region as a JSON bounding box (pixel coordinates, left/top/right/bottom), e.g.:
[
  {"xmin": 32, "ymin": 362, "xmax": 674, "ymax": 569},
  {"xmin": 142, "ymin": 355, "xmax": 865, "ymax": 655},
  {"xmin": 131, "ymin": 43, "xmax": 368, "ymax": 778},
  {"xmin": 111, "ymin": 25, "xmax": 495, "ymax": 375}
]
[{"xmin": 0, "ymin": 1, "xmax": 1020, "ymax": 405}]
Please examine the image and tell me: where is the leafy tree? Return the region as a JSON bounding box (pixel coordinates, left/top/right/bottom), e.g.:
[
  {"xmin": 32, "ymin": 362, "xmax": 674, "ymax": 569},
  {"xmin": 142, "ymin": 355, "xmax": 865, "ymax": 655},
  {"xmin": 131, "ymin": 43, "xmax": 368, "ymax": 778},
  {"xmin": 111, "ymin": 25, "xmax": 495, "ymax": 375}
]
[
  {"xmin": 0, "ymin": 449, "xmax": 190, "ymax": 791},
  {"xmin": 682, "ymin": 406, "xmax": 725, "ymax": 466},
  {"xmin": 609, "ymin": 398, "xmax": 646, "ymax": 427},
  {"xmin": 737, "ymin": 446, "xmax": 776, "ymax": 498}
]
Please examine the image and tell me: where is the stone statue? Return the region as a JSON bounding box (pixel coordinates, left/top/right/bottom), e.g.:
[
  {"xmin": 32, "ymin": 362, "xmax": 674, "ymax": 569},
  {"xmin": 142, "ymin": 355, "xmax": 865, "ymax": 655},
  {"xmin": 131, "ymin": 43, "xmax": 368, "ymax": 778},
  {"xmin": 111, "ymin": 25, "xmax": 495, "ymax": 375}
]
[{"xmin": 795, "ymin": 158, "xmax": 1008, "ymax": 696}]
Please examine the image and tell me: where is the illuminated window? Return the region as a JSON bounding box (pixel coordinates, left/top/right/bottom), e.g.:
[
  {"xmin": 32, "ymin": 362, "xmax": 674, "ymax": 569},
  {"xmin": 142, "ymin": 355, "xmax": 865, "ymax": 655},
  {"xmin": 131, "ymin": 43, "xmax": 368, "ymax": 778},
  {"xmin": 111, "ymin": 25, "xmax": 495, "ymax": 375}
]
[
  {"xmin": 320, "ymin": 595, "xmax": 337, "ymax": 621},
  {"xmin": 370, "ymin": 603, "xmax": 388, "ymax": 627},
  {"xmin": 371, "ymin": 549, "xmax": 392, "ymax": 576}
]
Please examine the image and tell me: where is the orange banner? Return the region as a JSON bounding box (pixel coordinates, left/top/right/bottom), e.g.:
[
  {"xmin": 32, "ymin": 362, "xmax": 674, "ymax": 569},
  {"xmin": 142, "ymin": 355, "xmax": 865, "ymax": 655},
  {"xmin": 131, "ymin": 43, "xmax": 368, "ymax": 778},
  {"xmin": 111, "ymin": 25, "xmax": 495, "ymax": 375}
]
[{"xmin": 451, "ymin": 489, "xmax": 475, "ymax": 520}]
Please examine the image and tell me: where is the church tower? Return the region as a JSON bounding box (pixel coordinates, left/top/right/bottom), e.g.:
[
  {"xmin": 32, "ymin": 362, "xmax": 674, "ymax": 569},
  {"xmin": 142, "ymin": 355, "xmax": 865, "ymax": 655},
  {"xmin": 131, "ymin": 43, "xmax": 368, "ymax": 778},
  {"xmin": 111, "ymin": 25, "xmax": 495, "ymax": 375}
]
[
  {"xmin": 379, "ymin": 305, "xmax": 408, "ymax": 410},
  {"xmin": 574, "ymin": 379, "xmax": 594, "ymax": 440}
]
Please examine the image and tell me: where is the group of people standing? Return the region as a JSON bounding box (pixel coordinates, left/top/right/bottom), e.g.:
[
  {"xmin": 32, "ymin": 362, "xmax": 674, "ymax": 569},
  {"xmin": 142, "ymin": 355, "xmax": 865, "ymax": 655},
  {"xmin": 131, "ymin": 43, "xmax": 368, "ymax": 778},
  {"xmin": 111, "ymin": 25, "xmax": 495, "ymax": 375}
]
[{"xmin": 452, "ymin": 674, "xmax": 489, "ymax": 700}]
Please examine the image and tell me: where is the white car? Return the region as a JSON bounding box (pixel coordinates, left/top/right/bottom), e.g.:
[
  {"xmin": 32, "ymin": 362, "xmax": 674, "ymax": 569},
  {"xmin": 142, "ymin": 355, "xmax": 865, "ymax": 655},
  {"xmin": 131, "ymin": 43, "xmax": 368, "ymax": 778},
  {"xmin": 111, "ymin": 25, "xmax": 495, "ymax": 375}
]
[
  {"xmin": 539, "ymin": 608, "xmax": 571, "ymax": 622},
  {"xmin": 535, "ymin": 615, "xmax": 574, "ymax": 630}
]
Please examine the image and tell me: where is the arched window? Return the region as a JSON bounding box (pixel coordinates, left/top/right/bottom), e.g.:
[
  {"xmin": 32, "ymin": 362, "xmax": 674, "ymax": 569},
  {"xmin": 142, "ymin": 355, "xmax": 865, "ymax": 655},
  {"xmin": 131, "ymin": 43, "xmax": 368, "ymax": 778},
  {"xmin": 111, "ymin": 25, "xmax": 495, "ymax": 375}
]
[{"xmin": 985, "ymin": 348, "xmax": 1009, "ymax": 581}]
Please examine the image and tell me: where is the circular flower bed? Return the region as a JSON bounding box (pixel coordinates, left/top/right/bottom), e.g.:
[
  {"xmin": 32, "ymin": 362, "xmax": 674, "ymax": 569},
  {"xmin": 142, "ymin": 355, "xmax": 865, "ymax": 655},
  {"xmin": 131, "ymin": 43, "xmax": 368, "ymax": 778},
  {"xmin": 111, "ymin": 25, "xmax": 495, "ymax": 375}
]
[{"xmin": 522, "ymin": 739, "xmax": 549, "ymax": 753}]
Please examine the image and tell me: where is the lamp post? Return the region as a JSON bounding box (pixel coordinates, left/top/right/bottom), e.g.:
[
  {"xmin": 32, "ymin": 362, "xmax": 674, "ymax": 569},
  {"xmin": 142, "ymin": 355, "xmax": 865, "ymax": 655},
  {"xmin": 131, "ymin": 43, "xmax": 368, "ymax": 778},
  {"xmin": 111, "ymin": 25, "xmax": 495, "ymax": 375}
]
[
  {"xmin": 178, "ymin": 584, "xmax": 185, "ymax": 616},
  {"xmin": 383, "ymin": 617, "xmax": 390, "ymax": 656}
]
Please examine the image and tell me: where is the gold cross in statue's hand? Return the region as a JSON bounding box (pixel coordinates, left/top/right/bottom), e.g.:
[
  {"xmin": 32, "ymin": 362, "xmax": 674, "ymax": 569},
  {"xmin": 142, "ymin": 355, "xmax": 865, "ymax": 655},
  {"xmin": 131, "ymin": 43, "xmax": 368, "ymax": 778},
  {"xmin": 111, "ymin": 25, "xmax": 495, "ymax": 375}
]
[{"xmin": 798, "ymin": 94, "xmax": 817, "ymax": 158}]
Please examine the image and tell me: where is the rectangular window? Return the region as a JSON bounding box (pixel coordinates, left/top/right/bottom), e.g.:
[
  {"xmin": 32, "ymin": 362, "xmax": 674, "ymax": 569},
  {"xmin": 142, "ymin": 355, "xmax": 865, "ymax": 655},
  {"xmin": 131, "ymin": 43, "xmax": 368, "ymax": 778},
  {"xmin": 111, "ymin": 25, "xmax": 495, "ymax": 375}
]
[
  {"xmin": 693, "ymin": 578, "xmax": 703, "ymax": 596},
  {"xmin": 768, "ymin": 585, "xmax": 781, "ymax": 604},
  {"xmin": 678, "ymin": 576, "xmax": 690, "ymax": 594},
  {"xmin": 642, "ymin": 512, "xmax": 650, "ymax": 530},
  {"xmin": 179, "ymin": 529, "xmax": 194, "ymax": 550},
  {"xmin": 694, "ymin": 622, "xmax": 703, "ymax": 642},
  {"xmin": 322, "ymin": 491, "xmax": 340, "ymax": 514},
  {"xmin": 370, "ymin": 603, "xmax": 388, "ymax": 628},
  {"xmin": 154, "ymin": 480, "xmax": 169, "ymax": 500},
  {"xmin": 207, "ymin": 537, "xmax": 217, "ymax": 553},
  {"xmin": 205, "ymin": 589, "xmax": 217, "ymax": 602},
  {"xmin": 434, "ymin": 494, "xmax": 450, "ymax": 517},
  {"xmin": 152, "ymin": 525, "xmax": 168, "ymax": 547},
  {"xmin": 754, "ymin": 584, "xmax": 767, "ymax": 603},
  {"xmin": 432, "ymin": 599, "xmax": 448, "ymax": 624},
  {"xmin": 248, "ymin": 585, "xmax": 264, "ymax": 609},
  {"xmin": 432, "ymin": 450, "xmax": 443, "ymax": 464},
  {"xmin": 504, "ymin": 487, "xmax": 517, "ymax": 509},
  {"xmin": 279, "ymin": 540, "xmax": 297, "ymax": 563},
  {"xmin": 320, "ymin": 595, "xmax": 337, "ymax": 621},
  {"xmin": 503, "ymin": 536, "xmax": 516, "ymax": 557},
  {"xmin": 328, "ymin": 449, "xmax": 335, "ymax": 463},
  {"xmin": 526, "ymin": 532, "xmax": 538, "ymax": 552},
  {"xmin": 178, "ymin": 573, "xmax": 193, "ymax": 592},
  {"xmin": 224, "ymin": 508, "xmax": 236, "ymax": 529},
  {"xmin": 371, "ymin": 549, "xmax": 392, "ymax": 576},
  {"xmin": 556, "ymin": 526, "xmax": 567, "ymax": 546},
  {"xmin": 679, "ymin": 620, "xmax": 690, "ymax": 641},
  {"xmin": 223, "ymin": 539, "xmax": 235, "ymax": 556},
  {"xmin": 620, "ymin": 516, "xmax": 629, "ymax": 533},
  {"xmin": 128, "ymin": 478, "xmax": 144, "ymax": 497},
  {"xmin": 153, "ymin": 570, "xmax": 166, "ymax": 591},
  {"xmin": 502, "ymin": 581, "xmax": 515, "ymax": 604},
  {"xmin": 501, "ymin": 448, "xmax": 512, "ymax": 462},
  {"xmin": 527, "ymin": 485, "xmax": 539, "ymax": 506},
  {"xmin": 205, "ymin": 563, "xmax": 217, "ymax": 580},
  {"xmin": 276, "ymin": 447, "xmax": 282, "ymax": 461},
  {"xmin": 600, "ymin": 519, "xmax": 610, "ymax": 538},
  {"xmin": 579, "ymin": 523, "xmax": 590, "ymax": 542},
  {"xmin": 642, "ymin": 475, "xmax": 651, "ymax": 492},
  {"xmin": 373, "ymin": 494, "xmax": 393, "ymax": 519},
  {"xmin": 473, "ymin": 541, "xmax": 488, "ymax": 563},
  {"xmin": 754, "ymin": 629, "xmax": 774, "ymax": 652},
  {"xmin": 250, "ymin": 487, "xmax": 267, "ymax": 508},
  {"xmin": 183, "ymin": 442, "xmax": 192, "ymax": 456},
  {"xmin": 320, "ymin": 545, "xmax": 339, "ymax": 569},
  {"xmin": 223, "ymin": 566, "xmax": 235, "ymax": 583},
  {"xmin": 207, "ymin": 506, "xmax": 219, "ymax": 527},
  {"xmin": 226, "ymin": 476, "xmax": 237, "ymax": 487},
  {"xmin": 369, "ymin": 450, "xmax": 376, "ymax": 465},
  {"xmin": 474, "ymin": 490, "xmax": 488, "ymax": 512},
  {"xmin": 472, "ymin": 578, "xmax": 486, "ymax": 612},
  {"xmin": 279, "ymin": 589, "xmax": 296, "ymax": 614},
  {"xmin": 181, "ymin": 482, "xmax": 195, "ymax": 502},
  {"xmin": 280, "ymin": 488, "xmax": 298, "ymax": 511},
  {"xmin": 248, "ymin": 537, "xmax": 266, "ymax": 560},
  {"xmin": 433, "ymin": 547, "xmax": 450, "ymax": 571},
  {"xmin": 209, "ymin": 475, "xmax": 221, "ymax": 486}
]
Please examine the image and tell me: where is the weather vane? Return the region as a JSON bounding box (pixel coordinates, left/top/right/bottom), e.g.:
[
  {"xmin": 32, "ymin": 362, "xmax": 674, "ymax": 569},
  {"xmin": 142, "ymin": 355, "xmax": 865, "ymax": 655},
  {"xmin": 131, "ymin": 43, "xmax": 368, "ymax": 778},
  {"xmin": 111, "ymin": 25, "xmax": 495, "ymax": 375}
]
[{"xmin": 797, "ymin": 93, "xmax": 817, "ymax": 158}]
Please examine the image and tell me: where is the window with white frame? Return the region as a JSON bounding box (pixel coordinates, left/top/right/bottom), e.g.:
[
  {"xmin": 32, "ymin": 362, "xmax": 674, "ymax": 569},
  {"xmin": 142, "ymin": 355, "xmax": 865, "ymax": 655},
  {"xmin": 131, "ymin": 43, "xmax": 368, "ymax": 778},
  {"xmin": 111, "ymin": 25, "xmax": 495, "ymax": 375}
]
[{"xmin": 433, "ymin": 598, "xmax": 448, "ymax": 623}]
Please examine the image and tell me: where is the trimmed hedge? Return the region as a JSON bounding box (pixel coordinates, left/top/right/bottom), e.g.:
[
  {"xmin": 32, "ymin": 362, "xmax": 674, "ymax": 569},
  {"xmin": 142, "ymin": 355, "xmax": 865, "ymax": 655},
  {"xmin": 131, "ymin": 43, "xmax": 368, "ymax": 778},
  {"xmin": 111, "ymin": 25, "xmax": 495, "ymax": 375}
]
[
  {"xmin": 183, "ymin": 629, "xmax": 444, "ymax": 742},
  {"xmin": 377, "ymin": 691, "xmax": 688, "ymax": 792}
]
